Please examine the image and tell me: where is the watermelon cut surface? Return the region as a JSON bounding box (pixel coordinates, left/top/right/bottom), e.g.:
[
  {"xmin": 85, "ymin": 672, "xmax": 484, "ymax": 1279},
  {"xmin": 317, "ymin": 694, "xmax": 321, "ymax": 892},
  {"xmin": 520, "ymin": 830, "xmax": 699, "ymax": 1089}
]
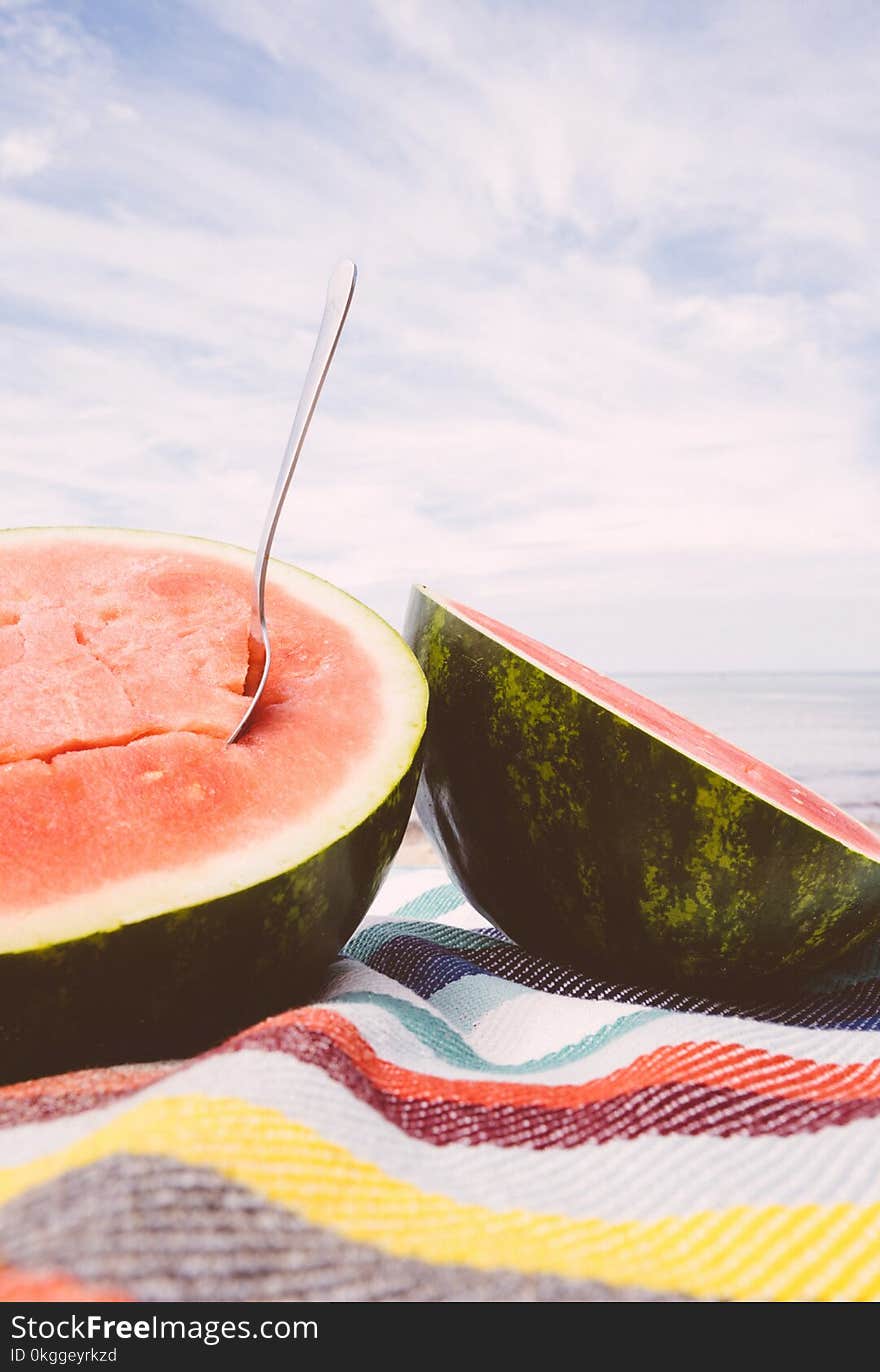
[
  {"xmin": 406, "ymin": 587, "xmax": 880, "ymax": 990},
  {"xmin": 0, "ymin": 530, "xmax": 427, "ymax": 1082}
]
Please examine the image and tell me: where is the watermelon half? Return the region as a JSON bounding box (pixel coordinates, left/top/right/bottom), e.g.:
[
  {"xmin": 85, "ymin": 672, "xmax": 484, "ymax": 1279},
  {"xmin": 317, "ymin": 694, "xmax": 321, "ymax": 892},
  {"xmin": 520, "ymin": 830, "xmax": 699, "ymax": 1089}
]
[
  {"xmin": 0, "ymin": 529, "xmax": 427, "ymax": 1083},
  {"xmin": 406, "ymin": 588, "xmax": 880, "ymax": 990}
]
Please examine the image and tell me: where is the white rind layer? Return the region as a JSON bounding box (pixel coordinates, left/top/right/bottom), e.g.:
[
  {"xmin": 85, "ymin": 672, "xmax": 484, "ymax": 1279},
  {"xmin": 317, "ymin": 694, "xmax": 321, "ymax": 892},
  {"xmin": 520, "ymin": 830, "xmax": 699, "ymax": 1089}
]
[{"xmin": 1, "ymin": 529, "xmax": 427, "ymax": 953}]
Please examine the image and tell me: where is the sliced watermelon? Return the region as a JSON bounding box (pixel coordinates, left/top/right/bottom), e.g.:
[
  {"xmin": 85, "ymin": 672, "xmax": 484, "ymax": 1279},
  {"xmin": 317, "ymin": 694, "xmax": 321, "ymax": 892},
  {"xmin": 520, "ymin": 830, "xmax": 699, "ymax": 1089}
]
[
  {"xmin": 406, "ymin": 587, "xmax": 880, "ymax": 989},
  {"xmin": 0, "ymin": 530, "xmax": 427, "ymax": 1083}
]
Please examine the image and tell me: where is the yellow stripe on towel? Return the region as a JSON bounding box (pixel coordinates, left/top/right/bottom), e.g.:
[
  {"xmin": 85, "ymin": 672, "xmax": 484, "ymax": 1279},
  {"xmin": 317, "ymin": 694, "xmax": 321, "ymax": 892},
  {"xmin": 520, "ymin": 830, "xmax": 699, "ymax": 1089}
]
[{"xmin": 0, "ymin": 1094, "xmax": 877, "ymax": 1302}]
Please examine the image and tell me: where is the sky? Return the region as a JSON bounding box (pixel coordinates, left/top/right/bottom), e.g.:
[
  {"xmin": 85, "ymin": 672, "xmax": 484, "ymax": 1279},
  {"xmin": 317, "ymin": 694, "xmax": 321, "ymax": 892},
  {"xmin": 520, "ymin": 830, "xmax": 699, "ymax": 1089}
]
[{"xmin": 1, "ymin": 0, "xmax": 879, "ymax": 672}]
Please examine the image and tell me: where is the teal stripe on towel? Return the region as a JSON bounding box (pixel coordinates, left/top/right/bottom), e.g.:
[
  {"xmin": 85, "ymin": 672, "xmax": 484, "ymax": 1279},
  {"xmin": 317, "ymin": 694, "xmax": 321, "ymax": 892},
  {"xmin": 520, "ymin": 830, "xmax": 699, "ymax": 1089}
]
[{"xmin": 329, "ymin": 990, "xmax": 663, "ymax": 1075}]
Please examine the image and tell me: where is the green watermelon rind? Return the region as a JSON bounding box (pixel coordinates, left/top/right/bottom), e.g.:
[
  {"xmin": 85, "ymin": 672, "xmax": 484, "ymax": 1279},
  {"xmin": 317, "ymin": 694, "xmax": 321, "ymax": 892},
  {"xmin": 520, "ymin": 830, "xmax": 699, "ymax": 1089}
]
[
  {"xmin": 0, "ymin": 758, "xmax": 419, "ymax": 1085},
  {"xmin": 406, "ymin": 587, "xmax": 880, "ymax": 991}
]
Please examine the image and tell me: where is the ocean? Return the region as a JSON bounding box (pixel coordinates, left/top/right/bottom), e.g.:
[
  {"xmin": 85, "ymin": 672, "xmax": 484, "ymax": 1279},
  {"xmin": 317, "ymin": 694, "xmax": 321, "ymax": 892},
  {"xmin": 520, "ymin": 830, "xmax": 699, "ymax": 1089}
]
[{"xmin": 623, "ymin": 673, "xmax": 880, "ymax": 831}]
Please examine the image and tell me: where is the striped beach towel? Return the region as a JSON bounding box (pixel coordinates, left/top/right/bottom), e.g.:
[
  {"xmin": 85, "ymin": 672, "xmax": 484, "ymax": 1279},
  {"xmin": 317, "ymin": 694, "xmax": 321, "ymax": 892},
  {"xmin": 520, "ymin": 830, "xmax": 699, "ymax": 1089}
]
[{"xmin": 2, "ymin": 865, "xmax": 880, "ymax": 1303}]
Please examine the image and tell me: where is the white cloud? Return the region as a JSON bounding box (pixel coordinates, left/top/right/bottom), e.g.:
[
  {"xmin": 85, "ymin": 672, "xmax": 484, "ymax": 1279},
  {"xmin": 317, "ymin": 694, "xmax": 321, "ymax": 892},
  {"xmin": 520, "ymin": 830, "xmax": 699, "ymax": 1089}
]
[
  {"xmin": 0, "ymin": 0, "xmax": 878, "ymax": 669},
  {"xmin": 0, "ymin": 127, "xmax": 53, "ymax": 179}
]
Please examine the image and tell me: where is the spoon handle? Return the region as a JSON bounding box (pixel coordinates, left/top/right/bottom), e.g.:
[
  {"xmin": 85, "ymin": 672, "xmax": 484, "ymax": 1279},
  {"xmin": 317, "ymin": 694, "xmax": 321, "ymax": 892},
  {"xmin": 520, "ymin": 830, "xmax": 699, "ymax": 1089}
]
[
  {"xmin": 253, "ymin": 260, "xmax": 357, "ymax": 613},
  {"xmin": 227, "ymin": 259, "xmax": 357, "ymax": 743}
]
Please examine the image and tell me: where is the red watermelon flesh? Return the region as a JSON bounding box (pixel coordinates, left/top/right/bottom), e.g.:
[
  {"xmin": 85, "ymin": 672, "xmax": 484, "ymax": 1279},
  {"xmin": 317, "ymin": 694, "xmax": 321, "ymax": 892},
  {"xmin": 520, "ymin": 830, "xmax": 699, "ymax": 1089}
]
[
  {"xmin": 449, "ymin": 600, "xmax": 880, "ymax": 863},
  {"xmin": 0, "ymin": 531, "xmax": 425, "ymax": 950}
]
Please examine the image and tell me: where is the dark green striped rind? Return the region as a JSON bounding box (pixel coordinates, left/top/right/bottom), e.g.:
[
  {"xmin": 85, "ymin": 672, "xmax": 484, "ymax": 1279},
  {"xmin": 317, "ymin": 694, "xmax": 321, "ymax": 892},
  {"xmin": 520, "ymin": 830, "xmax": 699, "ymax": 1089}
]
[
  {"xmin": 0, "ymin": 756, "xmax": 419, "ymax": 1086},
  {"xmin": 406, "ymin": 589, "xmax": 880, "ymax": 992}
]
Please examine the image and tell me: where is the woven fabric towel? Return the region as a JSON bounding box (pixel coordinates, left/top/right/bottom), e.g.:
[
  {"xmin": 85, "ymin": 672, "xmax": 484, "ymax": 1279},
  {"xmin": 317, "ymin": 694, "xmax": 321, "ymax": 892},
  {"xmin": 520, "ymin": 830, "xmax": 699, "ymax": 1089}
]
[{"xmin": 2, "ymin": 866, "xmax": 880, "ymax": 1303}]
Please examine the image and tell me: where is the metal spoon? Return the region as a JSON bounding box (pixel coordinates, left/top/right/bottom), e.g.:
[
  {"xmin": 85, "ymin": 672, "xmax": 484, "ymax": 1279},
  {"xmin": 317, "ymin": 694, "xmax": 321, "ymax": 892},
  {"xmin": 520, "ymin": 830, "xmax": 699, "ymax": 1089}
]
[{"xmin": 226, "ymin": 258, "xmax": 357, "ymax": 745}]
